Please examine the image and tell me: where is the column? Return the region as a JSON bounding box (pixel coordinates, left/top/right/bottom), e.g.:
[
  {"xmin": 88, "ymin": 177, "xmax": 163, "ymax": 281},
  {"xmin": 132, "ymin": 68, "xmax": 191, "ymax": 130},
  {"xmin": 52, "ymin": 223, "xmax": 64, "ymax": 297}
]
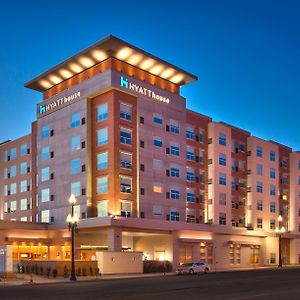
[
  {"xmin": 107, "ymin": 227, "xmax": 122, "ymax": 251},
  {"xmin": 171, "ymin": 231, "xmax": 180, "ymax": 271}
]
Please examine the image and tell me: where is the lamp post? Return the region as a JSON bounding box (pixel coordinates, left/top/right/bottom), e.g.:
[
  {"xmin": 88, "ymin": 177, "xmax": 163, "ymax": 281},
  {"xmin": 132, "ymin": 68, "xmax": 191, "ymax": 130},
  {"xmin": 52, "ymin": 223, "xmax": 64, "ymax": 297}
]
[
  {"xmin": 275, "ymin": 215, "xmax": 285, "ymax": 268},
  {"xmin": 66, "ymin": 194, "xmax": 79, "ymax": 281}
]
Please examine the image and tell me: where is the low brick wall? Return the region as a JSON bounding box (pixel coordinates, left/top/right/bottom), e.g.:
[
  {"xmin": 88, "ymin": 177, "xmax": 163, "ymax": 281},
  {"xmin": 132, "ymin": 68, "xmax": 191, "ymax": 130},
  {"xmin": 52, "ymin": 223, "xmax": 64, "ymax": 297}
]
[{"xmin": 18, "ymin": 260, "xmax": 98, "ymax": 277}]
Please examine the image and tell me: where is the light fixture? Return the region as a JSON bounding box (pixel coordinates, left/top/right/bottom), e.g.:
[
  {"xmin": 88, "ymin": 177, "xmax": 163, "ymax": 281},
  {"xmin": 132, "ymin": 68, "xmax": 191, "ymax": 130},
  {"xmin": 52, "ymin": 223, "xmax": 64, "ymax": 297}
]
[
  {"xmin": 127, "ymin": 53, "xmax": 143, "ymax": 65},
  {"xmin": 78, "ymin": 56, "xmax": 94, "ymax": 68},
  {"xmin": 68, "ymin": 194, "xmax": 77, "ymax": 205},
  {"xmin": 48, "ymin": 75, "xmax": 62, "ymax": 85},
  {"xmin": 278, "ymin": 215, "xmax": 283, "ymax": 222},
  {"xmin": 161, "ymin": 68, "xmax": 175, "ymax": 79},
  {"xmin": 69, "ymin": 63, "xmax": 83, "ymax": 73},
  {"xmin": 116, "ymin": 47, "xmax": 133, "ymax": 60},
  {"xmin": 39, "ymin": 79, "xmax": 52, "ymax": 89},
  {"xmin": 140, "ymin": 58, "xmax": 155, "ymax": 70},
  {"xmin": 91, "ymin": 49, "xmax": 107, "ymax": 62},
  {"xmin": 59, "ymin": 69, "xmax": 73, "ymax": 79},
  {"xmin": 149, "ymin": 64, "xmax": 163, "ymax": 75},
  {"xmin": 170, "ymin": 74, "xmax": 184, "ymax": 84}
]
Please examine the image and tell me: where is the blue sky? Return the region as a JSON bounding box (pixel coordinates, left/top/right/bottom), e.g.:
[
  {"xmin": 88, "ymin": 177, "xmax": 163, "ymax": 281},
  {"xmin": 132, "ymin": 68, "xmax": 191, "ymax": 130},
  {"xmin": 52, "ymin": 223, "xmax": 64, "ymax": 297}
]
[{"xmin": 0, "ymin": 0, "xmax": 299, "ymax": 149}]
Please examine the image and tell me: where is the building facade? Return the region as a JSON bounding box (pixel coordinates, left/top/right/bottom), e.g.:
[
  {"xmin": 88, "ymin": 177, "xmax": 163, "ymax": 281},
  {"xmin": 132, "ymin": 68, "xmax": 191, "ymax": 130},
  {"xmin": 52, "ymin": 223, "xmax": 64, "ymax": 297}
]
[{"xmin": 1, "ymin": 35, "xmax": 300, "ymax": 271}]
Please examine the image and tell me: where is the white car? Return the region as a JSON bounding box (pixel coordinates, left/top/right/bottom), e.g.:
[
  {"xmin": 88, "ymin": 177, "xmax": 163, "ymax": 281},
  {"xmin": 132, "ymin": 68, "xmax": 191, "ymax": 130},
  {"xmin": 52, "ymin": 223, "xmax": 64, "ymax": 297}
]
[{"xmin": 176, "ymin": 262, "xmax": 210, "ymax": 275}]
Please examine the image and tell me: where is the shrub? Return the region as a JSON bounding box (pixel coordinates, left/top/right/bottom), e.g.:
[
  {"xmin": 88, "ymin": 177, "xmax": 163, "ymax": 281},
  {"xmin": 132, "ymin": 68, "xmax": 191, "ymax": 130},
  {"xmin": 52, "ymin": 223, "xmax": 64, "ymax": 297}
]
[
  {"xmin": 143, "ymin": 260, "xmax": 172, "ymax": 273},
  {"xmin": 82, "ymin": 267, "xmax": 87, "ymax": 276},
  {"xmin": 89, "ymin": 266, "xmax": 93, "ymax": 276},
  {"xmin": 63, "ymin": 265, "xmax": 69, "ymax": 278},
  {"xmin": 52, "ymin": 269, "xmax": 58, "ymax": 278}
]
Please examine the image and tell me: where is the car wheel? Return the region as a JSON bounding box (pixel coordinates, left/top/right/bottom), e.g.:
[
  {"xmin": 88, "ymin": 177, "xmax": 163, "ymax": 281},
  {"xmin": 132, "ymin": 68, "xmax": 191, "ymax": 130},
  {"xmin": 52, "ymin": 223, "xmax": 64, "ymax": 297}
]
[
  {"xmin": 204, "ymin": 268, "xmax": 209, "ymax": 274},
  {"xmin": 189, "ymin": 269, "xmax": 194, "ymax": 275}
]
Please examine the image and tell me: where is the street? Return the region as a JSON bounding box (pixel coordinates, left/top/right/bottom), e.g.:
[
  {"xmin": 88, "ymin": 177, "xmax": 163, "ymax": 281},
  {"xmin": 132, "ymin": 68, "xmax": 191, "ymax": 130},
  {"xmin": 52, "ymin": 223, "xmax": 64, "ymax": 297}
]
[{"xmin": 1, "ymin": 268, "xmax": 300, "ymax": 300}]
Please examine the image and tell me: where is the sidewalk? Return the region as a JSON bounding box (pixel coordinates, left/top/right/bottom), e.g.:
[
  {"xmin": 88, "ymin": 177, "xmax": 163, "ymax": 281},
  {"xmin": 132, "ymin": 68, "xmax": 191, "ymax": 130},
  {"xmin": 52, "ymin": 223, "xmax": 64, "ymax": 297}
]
[{"xmin": 1, "ymin": 265, "xmax": 300, "ymax": 286}]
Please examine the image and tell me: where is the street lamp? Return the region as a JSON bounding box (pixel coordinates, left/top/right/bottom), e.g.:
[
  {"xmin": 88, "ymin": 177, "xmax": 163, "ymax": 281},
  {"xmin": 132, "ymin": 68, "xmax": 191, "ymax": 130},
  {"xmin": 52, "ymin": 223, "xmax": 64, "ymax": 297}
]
[
  {"xmin": 275, "ymin": 215, "xmax": 285, "ymax": 268},
  {"xmin": 66, "ymin": 194, "xmax": 79, "ymax": 281}
]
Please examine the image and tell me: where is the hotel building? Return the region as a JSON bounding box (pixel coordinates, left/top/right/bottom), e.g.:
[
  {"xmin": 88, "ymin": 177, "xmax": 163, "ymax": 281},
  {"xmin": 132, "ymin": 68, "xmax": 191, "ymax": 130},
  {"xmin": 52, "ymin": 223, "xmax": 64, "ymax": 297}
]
[{"xmin": 1, "ymin": 35, "xmax": 300, "ymax": 272}]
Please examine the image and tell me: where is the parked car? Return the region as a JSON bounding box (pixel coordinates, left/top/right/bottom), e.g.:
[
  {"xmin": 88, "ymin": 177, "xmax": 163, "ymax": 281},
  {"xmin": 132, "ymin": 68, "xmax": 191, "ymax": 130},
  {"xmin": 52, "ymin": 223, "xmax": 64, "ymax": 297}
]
[{"xmin": 176, "ymin": 262, "xmax": 210, "ymax": 275}]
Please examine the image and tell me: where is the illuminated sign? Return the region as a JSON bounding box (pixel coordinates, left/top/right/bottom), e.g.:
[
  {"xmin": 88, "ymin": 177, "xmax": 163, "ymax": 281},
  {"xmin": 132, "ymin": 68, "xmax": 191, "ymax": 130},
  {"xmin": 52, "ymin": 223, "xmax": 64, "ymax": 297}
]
[
  {"xmin": 39, "ymin": 91, "xmax": 81, "ymax": 115},
  {"xmin": 120, "ymin": 76, "xmax": 170, "ymax": 104}
]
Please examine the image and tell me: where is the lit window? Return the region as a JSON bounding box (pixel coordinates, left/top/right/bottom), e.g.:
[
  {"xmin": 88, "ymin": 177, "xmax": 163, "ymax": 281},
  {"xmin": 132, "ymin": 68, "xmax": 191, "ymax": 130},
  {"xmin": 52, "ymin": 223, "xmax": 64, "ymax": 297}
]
[
  {"xmin": 41, "ymin": 188, "xmax": 50, "ymax": 202},
  {"xmin": 71, "ymin": 181, "xmax": 81, "ymax": 196},
  {"xmin": 71, "ymin": 136, "xmax": 81, "ymax": 151},
  {"xmin": 120, "ymin": 103, "xmax": 132, "ymax": 121},
  {"xmin": 70, "ymin": 112, "xmax": 81, "ymax": 128},
  {"xmin": 41, "ymin": 146, "xmax": 50, "ymax": 161},
  {"xmin": 11, "ymin": 200, "xmax": 17, "ymax": 212},
  {"xmin": 70, "ymin": 159, "xmax": 81, "ymax": 174},
  {"xmin": 97, "ymin": 152, "xmax": 108, "ymax": 170},
  {"xmin": 41, "ymin": 125, "xmax": 50, "ymax": 139},
  {"xmin": 20, "ymin": 162, "xmax": 27, "ymax": 175},
  {"xmin": 120, "ymin": 152, "xmax": 132, "ymax": 169},
  {"xmin": 41, "ymin": 167, "xmax": 50, "ymax": 182},
  {"xmin": 20, "ymin": 180, "xmax": 27, "ymax": 193},
  {"xmin": 97, "ymin": 176, "xmax": 108, "ymax": 194},
  {"xmin": 41, "ymin": 210, "xmax": 50, "ymax": 223},
  {"xmin": 121, "ymin": 201, "xmax": 132, "ymax": 217},
  {"xmin": 98, "ymin": 128, "xmax": 108, "ymax": 146},
  {"xmin": 219, "ymin": 133, "xmax": 226, "ymax": 146},
  {"xmin": 153, "ymin": 183, "xmax": 163, "ymax": 193},
  {"xmin": 97, "ymin": 201, "xmax": 108, "ymax": 217},
  {"xmin": 20, "ymin": 144, "xmax": 27, "ymax": 156},
  {"xmin": 120, "ymin": 176, "xmax": 132, "ymax": 193},
  {"xmin": 97, "ymin": 103, "xmax": 108, "ymax": 122},
  {"xmin": 120, "ymin": 128, "xmax": 132, "ymax": 145},
  {"xmin": 20, "ymin": 198, "xmax": 28, "ymax": 211}
]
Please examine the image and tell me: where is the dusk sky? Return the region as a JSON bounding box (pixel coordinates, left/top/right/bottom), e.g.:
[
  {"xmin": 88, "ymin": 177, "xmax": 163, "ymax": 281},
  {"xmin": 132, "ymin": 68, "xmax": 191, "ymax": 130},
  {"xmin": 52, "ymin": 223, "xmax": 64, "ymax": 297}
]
[{"xmin": 0, "ymin": 0, "xmax": 299, "ymax": 149}]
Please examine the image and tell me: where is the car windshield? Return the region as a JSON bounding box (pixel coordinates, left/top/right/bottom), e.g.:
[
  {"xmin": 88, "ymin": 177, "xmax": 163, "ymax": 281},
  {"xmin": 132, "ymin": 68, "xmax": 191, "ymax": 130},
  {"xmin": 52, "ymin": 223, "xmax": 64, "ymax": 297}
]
[{"xmin": 181, "ymin": 263, "xmax": 193, "ymax": 267}]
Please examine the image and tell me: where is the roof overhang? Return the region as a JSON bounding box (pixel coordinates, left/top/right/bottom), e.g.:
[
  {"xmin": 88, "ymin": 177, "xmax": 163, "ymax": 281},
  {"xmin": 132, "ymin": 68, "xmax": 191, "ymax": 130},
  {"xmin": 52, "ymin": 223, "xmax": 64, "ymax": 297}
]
[{"xmin": 25, "ymin": 35, "xmax": 198, "ymax": 92}]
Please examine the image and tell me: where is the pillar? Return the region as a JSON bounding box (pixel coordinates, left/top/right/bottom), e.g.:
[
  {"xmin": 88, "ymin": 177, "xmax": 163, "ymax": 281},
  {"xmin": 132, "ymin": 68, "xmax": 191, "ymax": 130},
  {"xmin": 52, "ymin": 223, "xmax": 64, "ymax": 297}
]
[
  {"xmin": 107, "ymin": 227, "xmax": 122, "ymax": 251},
  {"xmin": 171, "ymin": 231, "xmax": 180, "ymax": 271}
]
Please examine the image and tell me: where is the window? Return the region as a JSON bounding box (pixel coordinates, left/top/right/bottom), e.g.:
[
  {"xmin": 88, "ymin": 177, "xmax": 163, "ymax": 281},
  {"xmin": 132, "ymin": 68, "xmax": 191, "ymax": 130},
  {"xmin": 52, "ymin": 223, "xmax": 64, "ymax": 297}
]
[
  {"xmin": 270, "ymin": 253, "xmax": 276, "ymax": 264},
  {"xmin": 270, "ymin": 185, "xmax": 276, "ymax": 196},
  {"xmin": 11, "ymin": 201, "xmax": 17, "ymax": 212},
  {"xmin": 97, "ymin": 103, "xmax": 108, "ymax": 122},
  {"xmin": 270, "ymin": 150, "xmax": 276, "ymax": 161},
  {"xmin": 186, "ymin": 126, "xmax": 194, "ymax": 140},
  {"xmin": 199, "ymin": 130, "xmax": 203, "ymax": 142},
  {"xmin": 20, "ymin": 144, "xmax": 27, "ymax": 156},
  {"xmin": 256, "ymin": 164, "xmax": 263, "ymax": 176},
  {"xmin": 199, "ymin": 171, "xmax": 204, "ymax": 183},
  {"xmin": 4, "ymin": 185, "xmax": 8, "ymax": 196},
  {"xmin": 120, "ymin": 176, "xmax": 132, "ymax": 193},
  {"xmin": 219, "ymin": 153, "xmax": 226, "ymax": 166},
  {"xmin": 153, "ymin": 183, "xmax": 163, "ymax": 193},
  {"xmin": 257, "ymin": 200, "xmax": 263, "ymax": 211},
  {"xmin": 153, "ymin": 113, "xmax": 163, "ymax": 124},
  {"xmin": 153, "ymin": 137, "xmax": 163, "ymax": 148},
  {"xmin": 256, "ymin": 182, "xmax": 263, "ymax": 193},
  {"xmin": 270, "ymin": 219, "xmax": 276, "ymax": 230},
  {"xmin": 71, "ymin": 181, "xmax": 81, "ymax": 196},
  {"xmin": 270, "ymin": 168, "xmax": 276, "ymax": 179},
  {"xmin": 219, "ymin": 173, "xmax": 226, "ymax": 186},
  {"xmin": 186, "ymin": 147, "xmax": 195, "ymax": 161},
  {"xmin": 219, "ymin": 193, "xmax": 226, "ymax": 205},
  {"xmin": 120, "ymin": 128, "xmax": 132, "ymax": 145},
  {"xmin": 70, "ymin": 112, "xmax": 81, "ymax": 128},
  {"xmin": 70, "ymin": 159, "xmax": 81, "ymax": 174},
  {"xmin": 256, "ymin": 146, "xmax": 263, "ymax": 158},
  {"xmin": 170, "ymin": 210, "xmax": 179, "ymax": 221},
  {"xmin": 219, "ymin": 213, "xmax": 226, "ymax": 225},
  {"xmin": 153, "ymin": 159, "xmax": 162, "ymax": 171},
  {"xmin": 41, "ymin": 125, "xmax": 50, "ymax": 139},
  {"xmin": 186, "ymin": 169, "xmax": 195, "ymax": 182},
  {"xmin": 298, "ymin": 160, "xmax": 300, "ymax": 170},
  {"xmin": 97, "ymin": 176, "xmax": 108, "ymax": 194},
  {"xmin": 4, "ymin": 150, "xmax": 8, "ymax": 162},
  {"xmin": 170, "ymin": 165, "xmax": 180, "ymax": 178},
  {"xmin": 41, "ymin": 167, "xmax": 50, "ymax": 182},
  {"xmin": 120, "ymin": 103, "xmax": 131, "ymax": 121},
  {"xmin": 257, "ymin": 218, "xmax": 263, "ymax": 229},
  {"xmin": 170, "ymin": 119, "xmax": 179, "ymax": 134},
  {"xmin": 153, "ymin": 206, "xmax": 162, "ymax": 217},
  {"xmin": 97, "ymin": 201, "xmax": 108, "ymax": 217},
  {"xmin": 170, "ymin": 187, "xmax": 180, "ymax": 200},
  {"xmin": 10, "ymin": 183, "xmax": 17, "ymax": 195},
  {"xmin": 4, "ymin": 168, "xmax": 8, "ymax": 179},
  {"xmin": 186, "ymin": 208, "xmax": 195, "ymax": 223},
  {"xmin": 231, "ymin": 177, "xmax": 235, "ymax": 190},
  {"xmin": 71, "ymin": 136, "xmax": 81, "ymax": 151},
  {"xmin": 98, "ymin": 128, "xmax": 108, "ymax": 146},
  {"xmin": 41, "ymin": 210, "xmax": 50, "ymax": 223},
  {"xmin": 20, "ymin": 162, "xmax": 27, "ymax": 175},
  {"xmin": 20, "ymin": 180, "xmax": 27, "ymax": 193},
  {"xmin": 219, "ymin": 133, "xmax": 226, "ymax": 146},
  {"xmin": 199, "ymin": 150, "xmax": 204, "ymax": 163},
  {"xmin": 41, "ymin": 188, "xmax": 50, "ymax": 202},
  {"xmin": 270, "ymin": 202, "xmax": 276, "ymax": 213},
  {"xmin": 20, "ymin": 198, "xmax": 27, "ymax": 211},
  {"xmin": 186, "ymin": 189, "xmax": 195, "ymax": 202},
  {"xmin": 238, "ymin": 142, "xmax": 245, "ymax": 152},
  {"xmin": 41, "ymin": 146, "xmax": 50, "ymax": 161},
  {"xmin": 118, "ymin": 152, "xmax": 131, "ymax": 169},
  {"xmin": 170, "ymin": 144, "xmax": 180, "ymax": 156},
  {"xmin": 97, "ymin": 152, "xmax": 108, "ymax": 170},
  {"xmin": 121, "ymin": 201, "xmax": 132, "ymax": 217},
  {"xmin": 10, "ymin": 165, "xmax": 16, "ymax": 177},
  {"xmin": 10, "ymin": 148, "xmax": 17, "ymax": 160}
]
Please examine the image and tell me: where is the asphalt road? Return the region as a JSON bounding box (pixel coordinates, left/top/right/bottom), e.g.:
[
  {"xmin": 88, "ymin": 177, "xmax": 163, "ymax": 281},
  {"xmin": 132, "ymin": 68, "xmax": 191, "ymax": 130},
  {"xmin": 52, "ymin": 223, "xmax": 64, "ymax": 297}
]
[{"xmin": 1, "ymin": 268, "xmax": 300, "ymax": 300}]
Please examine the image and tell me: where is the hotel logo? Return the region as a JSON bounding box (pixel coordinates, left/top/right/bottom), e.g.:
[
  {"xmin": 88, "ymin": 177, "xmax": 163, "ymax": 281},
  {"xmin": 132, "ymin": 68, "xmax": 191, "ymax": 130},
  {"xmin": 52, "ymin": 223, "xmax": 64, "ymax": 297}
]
[{"xmin": 119, "ymin": 76, "xmax": 170, "ymax": 104}]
